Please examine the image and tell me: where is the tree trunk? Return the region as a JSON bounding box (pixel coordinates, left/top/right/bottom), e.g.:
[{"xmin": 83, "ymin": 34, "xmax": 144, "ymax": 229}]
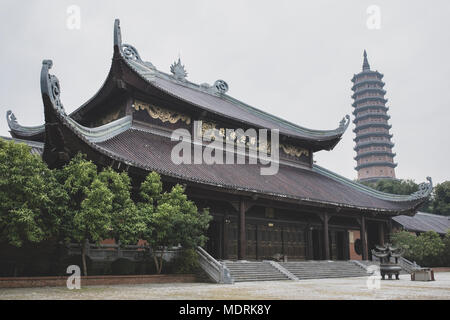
[
  {"xmin": 81, "ymin": 241, "xmax": 88, "ymax": 276},
  {"xmin": 153, "ymin": 254, "xmax": 160, "ymax": 274},
  {"xmin": 158, "ymin": 251, "xmax": 164, "ymax": 274},
  {"xmin": 152, "ymin": 249, "xmax": 165, "ymax": 274}
]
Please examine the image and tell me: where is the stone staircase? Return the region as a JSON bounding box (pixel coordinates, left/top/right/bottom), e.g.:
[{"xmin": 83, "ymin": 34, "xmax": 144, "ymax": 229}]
[
  {"xmin": 221, "ymin": 260, "xmax": 370, "ymax": 282},
  {"xmin": 279, "ymin": 261, "xmax": 368, "ymax": 280},
  {"xmin": 222, "ymin": 261, "xmax": 290, "ymax": 282}
]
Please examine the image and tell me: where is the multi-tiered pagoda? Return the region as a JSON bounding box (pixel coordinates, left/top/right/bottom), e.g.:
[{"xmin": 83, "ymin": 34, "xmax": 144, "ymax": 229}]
[{"xmin": 351, "ymin": 51, "xmax": 397, "ymax": 182}]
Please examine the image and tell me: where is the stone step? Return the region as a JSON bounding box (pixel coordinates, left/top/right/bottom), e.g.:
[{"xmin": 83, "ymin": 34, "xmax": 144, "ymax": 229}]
[
  {"xmin": 280, "ymin": 261, "xmax": 367, "ymax": 279},
  {"xmin": 222, "ymin": 260, "xmax": 368, "ymax": 282},
  {"xmin": 223, "ymin": 261, "xmax": 290, "ymax": 282}
]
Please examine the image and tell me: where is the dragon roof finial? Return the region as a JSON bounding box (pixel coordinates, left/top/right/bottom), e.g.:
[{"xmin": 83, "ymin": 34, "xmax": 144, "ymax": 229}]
[{"xmin": 170, "ymin": 58, "xmax": 188, "ymax": 81}]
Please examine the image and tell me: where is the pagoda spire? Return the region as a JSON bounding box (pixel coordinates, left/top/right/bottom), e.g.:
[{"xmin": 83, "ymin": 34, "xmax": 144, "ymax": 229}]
[{"xmin": 363, "ymin": 50, "xmax": 370, "ymax": 71}]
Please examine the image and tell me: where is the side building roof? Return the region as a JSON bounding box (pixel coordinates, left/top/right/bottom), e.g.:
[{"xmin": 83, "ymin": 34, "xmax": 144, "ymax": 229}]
[
  {"xmin": 393, "ymin": 212, "xmax": 450, "ymax": 235},
  {"xmin": 0, "ymin": 136, "xmax": 44, "ymax": 156}
]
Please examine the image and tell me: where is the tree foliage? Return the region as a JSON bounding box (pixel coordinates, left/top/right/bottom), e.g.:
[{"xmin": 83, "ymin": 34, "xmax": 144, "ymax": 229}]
[
  {"xmin": 0, "ymin": 138, "xmax": 67, "ymax": 247},
  {"xmin": 442, "ymin": 231, "xmax": 450, "ymax": 266},
  {"xmin": 98, "ymin": 168, "xmax": 143, "ymax": 244},
  {"xmin": 362, "ymin": 178, "xmax": 450, "ymax": 216},
  {"xmin": 57, "ymin": 154, "xmax": 114, "ymax": 275},
  {"xmin": 361, "ymin": 179, "xmax": 419, "ymax": 195},
  {"xmin": 429, "ymin": 181, "xmax": 450, "ymax": 216},
  {"xmin": 137, "ymin": 173, "xmax": 211, "ymax": 274},
  {"xmin": 0, "ymin": 141, "xmax": 213, "ymax": 276},
  {"xmin": 391, "ymin": 230, "xmax": 446, "ymax": 266}
]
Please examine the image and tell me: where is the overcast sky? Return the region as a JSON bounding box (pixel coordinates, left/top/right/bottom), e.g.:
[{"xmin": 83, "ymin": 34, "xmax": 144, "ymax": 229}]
[{"xmin": 0, "ymin": 0, "xmax": 449, "ymax": 184}]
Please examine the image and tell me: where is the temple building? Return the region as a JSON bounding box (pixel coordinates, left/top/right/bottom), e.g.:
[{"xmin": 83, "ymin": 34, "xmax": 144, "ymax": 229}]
[
  {"xmin": 351, "ymin": 51, "xmax": 397, "ymax": 182},
  {"xmin": 5, "ymin": 20, "xmax": 432, "ymax": 267}
]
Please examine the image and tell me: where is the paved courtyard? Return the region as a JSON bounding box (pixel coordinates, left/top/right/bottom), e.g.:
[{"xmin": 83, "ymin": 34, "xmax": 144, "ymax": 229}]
[{"xmin": 1, "ymin": 273, "xmax": 449, "ymax": 300}]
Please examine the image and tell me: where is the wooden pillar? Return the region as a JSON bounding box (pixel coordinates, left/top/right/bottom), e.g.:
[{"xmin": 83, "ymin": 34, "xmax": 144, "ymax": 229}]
[
  {"xmin": 360, "ymin": 215, "xmax": 368, "ymax": 260},
  {"xmin": 323, "ymin": 213, "xmax": 330, "ymax": 260},
  {"xmin": 307, "ymin": 225, "xmax": 313, "ymax": 260},
  {"xmin": 238, "ymin": 199, "xmax": 246, "ymax": 260},
  {"xmin": 387, "ymin": 219, "xmax": 393, "ymax": 242},
  {"xmin": 344, "ymin": 230, "xmax": 350, "ymax": 260},
  {"xmin": 222, "ymin": 216, "xmax": 229, "ymax": 260},
  {"xmin": 378, "ymin": 222, "xmax": 385, "ymax": 246}
]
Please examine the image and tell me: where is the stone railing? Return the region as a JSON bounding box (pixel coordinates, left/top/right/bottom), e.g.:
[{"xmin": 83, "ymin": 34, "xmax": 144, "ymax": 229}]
[
  {"xmin": 371, "ymin": 255, "xmax": 420, "ymax": 274},
  {"xmin": 196, "ymin": 246, "xmax": 233, "ymax": 284},
  {"xmin": 397, "ymin": 257, "xmax": 421, "ymax": 274},
  {"xmin": 67, "ymin": 242, "xmax": 180, "ymax": 262}
]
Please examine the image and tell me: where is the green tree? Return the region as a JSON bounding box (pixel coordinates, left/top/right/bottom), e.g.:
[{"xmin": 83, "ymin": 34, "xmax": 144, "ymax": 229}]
[
  {"xmin": 58, "ymin": 154, "xmax": 114, "ymax": 276},
  {"xmin": 98, "ymin": 168, "xmax": 144, "ymax": 245},
  {"xmin": 391, "ymin": 230, "xmax": 419, "ymax": 260},
  {"xmin": 442, "ymin": 231, "xmax": 450, "ymax": 266},
  {"xmin": 429, "ymin": 181, "xmax": 450, "ymax": 216},
  {"xmin": 391, "ymin": 230, "xmax": 445, "ymax": 266},
  {"xmin": 361, "ymin": 179, "xmax": 419, "ymax": 195},
  {"xmin": 138, "ymin": 172, "xmax": 211, "ymax": 274},
  {"xmin": 0, "ymin": 138, "xmax": 67, "ymax": 248},
  {"xmin": 416, "ymin": 231, "xmax": 445, "ymax": 266}
]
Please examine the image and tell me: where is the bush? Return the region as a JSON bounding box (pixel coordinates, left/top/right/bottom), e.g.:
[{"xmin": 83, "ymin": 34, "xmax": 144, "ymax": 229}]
[
  {"xmin": 168, "ymin": 249, "xmax": 200, "ymax": 274},
  {"xmin": 441, "ymin": 231, "xmax": 450, "ymax": 266},
  {"xmin": 416, "ymin": 231, "xmax": 445, "ymax": 266}
]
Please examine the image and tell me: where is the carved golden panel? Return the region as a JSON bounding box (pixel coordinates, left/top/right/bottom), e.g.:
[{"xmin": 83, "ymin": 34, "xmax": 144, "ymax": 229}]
[
  {"xmin": 280, "ymin": 144, "xmax": 309, "ymax": 158},
  {"xmin": 133, "ymin": 100, "xmax": 191, "ymax": 125}
]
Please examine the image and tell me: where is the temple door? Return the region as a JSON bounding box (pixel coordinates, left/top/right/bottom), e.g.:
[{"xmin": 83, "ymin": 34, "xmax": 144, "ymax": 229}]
[{"xmin": 246, "ymin": 224, "xmax": 257, "ymax": 260}]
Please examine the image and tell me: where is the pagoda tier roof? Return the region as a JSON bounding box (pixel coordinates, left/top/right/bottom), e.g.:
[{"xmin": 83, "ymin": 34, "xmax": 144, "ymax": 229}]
[
  {"xmin": 352, "ymin": 97, "xmax": 387, "ymax": 107},
  {"xmin": 355, "ymin": 161, "xmax": 398, "ymax": 170},
  {"xmin": 7, "ymin": 19, "xmax": 350, "ymax": 151},
  {"xmin": 353, "ymin": 105, "xmax": 389, "ymax": 115},
  {"xmin": 353, "ymin": 123, "xmax": 392, "ymax": 132},
  {"xmin": 353, "ymin": 113, "xmax": 390, "ymax": 123},
  {"xmin": 351, "ymin": 70, "xmax": 384, "ymax": 82},
  {"xmin": 352, "ymin": 90, "xmax": 386, "ymax": 100},
  {"xmin": 38, "ymin": 58, "xmax": 432, "ymax": 216},
  {"xmin": 354, "ymin": 140, "xmax": 395, "ymax": 151},
  {"xmin": 351, "ymin": 80, "xmax": 385, "ymax": 91},
  {"xmin": 354, "ymin": 132, "xmax": 393, "ymax": 142},
  {"xmin": 354, "ymin": 151, "xmax": 396, "ymax": 161}
]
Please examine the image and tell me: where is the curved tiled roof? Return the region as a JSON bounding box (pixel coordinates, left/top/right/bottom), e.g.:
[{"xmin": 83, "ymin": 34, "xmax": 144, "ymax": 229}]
[
  {"xmin": 39, "ymin": 58, "xmax": 433, "ymax": 215},
  {"xmin": 113, "ymin": 19, "xmax": 350, "ymax": 146},
  {"xmin": 6, "ymin": 110, "xmax": 45, "ymax": 142},
  {"xmin": 8, "ymin": 19, "xmax": 351, "ymax": 150}
]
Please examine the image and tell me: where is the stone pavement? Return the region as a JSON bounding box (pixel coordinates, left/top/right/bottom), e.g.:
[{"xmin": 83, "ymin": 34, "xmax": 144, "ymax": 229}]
[{"xmin": 0, "ymin": 273, "xmax": 449, "ymax": 300}]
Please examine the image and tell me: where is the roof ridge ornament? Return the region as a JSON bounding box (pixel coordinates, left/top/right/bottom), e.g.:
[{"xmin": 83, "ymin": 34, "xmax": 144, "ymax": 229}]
[
  {"xmin": 6, "ymin": 110, "xmax": 19, "ymax": 130},
  {"xmin": 170, "ymin": 58, "xmax": 188, "ymax": 81},
  {"xmin": 213, "ymin": 80, "xmax": 229, "ymax": 94},
  {"xmin": 114, "ymin": 19, "xmax": 146, "ymax": 64},
  {"xmin": 41, "ymin": 60, "xmax": 65, "ymax": 114},
  {"xmin": 114, "ymin": 19, "xmax": 122, "ymax": 50},
  {"xmin": 338, "ymin": 114, "xmax": 351, "ymax": 132},
  {"xmin": 410, "ymin": 177, "xmax": 433, "ymax": 200},
  {"xmin": 122, "ymin": 44, "xmax": 142, "ymax": 62}
]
